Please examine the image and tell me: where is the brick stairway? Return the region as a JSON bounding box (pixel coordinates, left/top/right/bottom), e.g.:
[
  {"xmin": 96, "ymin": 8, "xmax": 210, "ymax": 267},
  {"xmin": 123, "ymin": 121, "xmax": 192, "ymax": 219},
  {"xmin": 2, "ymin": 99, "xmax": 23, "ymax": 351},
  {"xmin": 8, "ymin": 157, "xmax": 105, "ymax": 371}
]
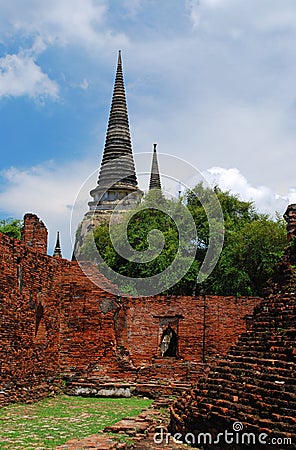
[{"xmin": 170, "ymin": 266, "xmax": 296, "ymax": 449}]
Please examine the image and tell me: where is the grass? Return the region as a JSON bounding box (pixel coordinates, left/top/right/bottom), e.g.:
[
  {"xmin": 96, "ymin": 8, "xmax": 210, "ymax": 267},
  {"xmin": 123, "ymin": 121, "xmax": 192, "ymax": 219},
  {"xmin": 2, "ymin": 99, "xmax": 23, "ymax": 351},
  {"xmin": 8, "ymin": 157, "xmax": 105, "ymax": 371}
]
[{"xmin": 0, "ymin": 395, "xmax": 153, "ymax": 449}]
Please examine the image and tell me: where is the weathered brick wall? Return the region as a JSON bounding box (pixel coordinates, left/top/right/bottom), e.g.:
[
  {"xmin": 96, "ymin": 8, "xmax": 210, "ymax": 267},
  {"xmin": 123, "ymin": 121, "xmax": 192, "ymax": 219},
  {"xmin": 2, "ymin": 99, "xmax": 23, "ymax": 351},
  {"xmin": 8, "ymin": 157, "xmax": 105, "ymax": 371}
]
[
  {"xmin": 119, "ymin": 295, "xmax": 260, "ymax": 384},
  {"xmin": 0, "ymin": 229, "xmax": 62, "ymax": 405},
  {"xmin": 58, "ymin": 262, "xmax": 135, "ymax": 382},
  {"xmin": 0, "ymin": 219, "xmax": 129, "ymax": 405},
  {"xmin": 21, "ymin": 213, "xmax": 48, "ymax": 255},
  {"xmin": 284, "ymin": 204, "xmax": 296, "ymax": 265},
  {"xmin": 59, "ymin": 293, "xmax": 260, "ymax": 387},
  {"xmin": 0, "ymin": 213, "xmax": 263, "ymax": 405}
]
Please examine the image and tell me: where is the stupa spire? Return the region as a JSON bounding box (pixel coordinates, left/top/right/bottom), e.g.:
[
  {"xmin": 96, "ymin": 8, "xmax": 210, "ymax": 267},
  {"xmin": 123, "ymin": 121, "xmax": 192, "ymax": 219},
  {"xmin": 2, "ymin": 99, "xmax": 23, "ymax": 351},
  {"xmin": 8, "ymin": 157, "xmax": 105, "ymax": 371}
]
[
  {"xmin": 73, "ymin": 51, "xmax": 143, "ymax": 261},
  {"xmin": 149, "ymin": 143, "xmax": 161, "ymax": 191},
  {"xmin": 53, "ymin": 231, "xmax": 62, "ymax": 258},
  {"xmin": 88, "ymin": 50, "xmax": 142, "ymax": 211}
]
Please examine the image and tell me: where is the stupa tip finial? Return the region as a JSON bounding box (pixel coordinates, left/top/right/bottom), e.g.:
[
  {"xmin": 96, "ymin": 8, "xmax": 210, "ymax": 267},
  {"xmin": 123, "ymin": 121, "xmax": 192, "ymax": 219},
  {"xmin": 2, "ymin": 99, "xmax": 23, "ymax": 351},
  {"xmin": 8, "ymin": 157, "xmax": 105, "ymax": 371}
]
[
  {"xmin": 53, "ymin": 231, "xmax": 62, "ymax": 258},
  {"xmin": 149, "ymin": 143, "xmax": 162, "ymax": 191}
]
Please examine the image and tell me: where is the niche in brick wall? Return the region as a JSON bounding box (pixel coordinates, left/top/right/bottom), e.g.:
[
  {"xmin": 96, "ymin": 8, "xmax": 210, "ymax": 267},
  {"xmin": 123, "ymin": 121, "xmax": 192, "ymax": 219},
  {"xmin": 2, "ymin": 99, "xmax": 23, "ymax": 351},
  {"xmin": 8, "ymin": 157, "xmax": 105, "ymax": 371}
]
[
  {"xmin": 161, "ymin": 327, "xmax": 177, "ymax": 357},
  {"xmin": 16, "ymin": 257, "xmax": 22, "ymax": 293},
  {"xmin": 34, "ymin": 293, "xmax": 46, "ymax": 343},
  {"xmin": 155, "ymin": 315, "xmax": 184, "ymax": 358}
]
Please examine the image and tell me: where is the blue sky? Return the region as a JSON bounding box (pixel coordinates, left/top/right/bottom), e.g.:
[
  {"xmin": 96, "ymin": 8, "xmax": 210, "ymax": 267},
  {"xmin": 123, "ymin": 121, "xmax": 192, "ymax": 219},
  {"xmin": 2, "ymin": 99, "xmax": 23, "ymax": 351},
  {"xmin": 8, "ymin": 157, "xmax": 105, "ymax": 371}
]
[{"xmin": 0, "ymin": 0, "xmax": 296, "ymax": 258}]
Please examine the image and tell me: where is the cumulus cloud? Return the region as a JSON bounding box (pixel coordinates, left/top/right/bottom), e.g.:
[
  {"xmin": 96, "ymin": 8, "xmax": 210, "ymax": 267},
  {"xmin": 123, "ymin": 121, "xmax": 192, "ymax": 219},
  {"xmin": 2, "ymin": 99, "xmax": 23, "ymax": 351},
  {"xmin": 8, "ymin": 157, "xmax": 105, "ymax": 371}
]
[
  {"xmin": 203, "ymin": 166, "xmax": 292, "ymax": 216},
  {"xmin": 287, "ymin": 189, "xmax": 296, "ymax": 205},
  {"xmin": 131, "ymin": 95, "xmax": 296, "ymax": 205},
  {"xmin": 186, "ymin": 0, "xmax": 236, "ymax": 30},
  {"xmin": 70, "ymin": 78, "xmax": 90, "ymax": 91},
  {"xmin": 0, "ymin": 0, "xmax": 127, "ymax": 49},
  {"xmin": 0, "ymin": 0, "xmax": 129, "ymax": 101},
  {"xmin": 185, "ymin": 0, "xmax": 296, "ymax": 39},
  {"xmin": 0, "ymin": 51, "xmax": 59, "ymax": 100},
  {"xmin": 79, "ymin": 79, "xmax": 89, "ymax": 90}
]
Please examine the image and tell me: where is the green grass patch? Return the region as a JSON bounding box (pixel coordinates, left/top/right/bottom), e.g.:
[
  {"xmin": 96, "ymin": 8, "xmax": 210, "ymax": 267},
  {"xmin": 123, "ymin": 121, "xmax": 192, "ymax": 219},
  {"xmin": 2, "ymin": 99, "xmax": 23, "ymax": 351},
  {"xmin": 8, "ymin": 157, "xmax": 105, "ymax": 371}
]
[{"xmin": 0, "ymin": 395, "xmax": 152, "ymax": 449}]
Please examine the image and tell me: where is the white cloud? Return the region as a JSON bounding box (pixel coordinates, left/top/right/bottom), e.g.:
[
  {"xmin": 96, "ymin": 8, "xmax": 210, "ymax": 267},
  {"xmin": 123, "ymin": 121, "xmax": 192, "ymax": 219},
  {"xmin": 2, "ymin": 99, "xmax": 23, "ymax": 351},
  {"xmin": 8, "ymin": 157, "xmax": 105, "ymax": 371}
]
[
  {"xmin": 78, "ymin": 78, "xmax": 89, "ymax": 90},
  {"xmin": 70, "ymin": 78, "xmax": 90, "ymax": 91},
  {"xmin": 185, "ymin": 0, "xmax": 296, "ymax": 39},
  {"xmin": 0, "ymin": 52, "xmax": 59, "ymax": 100},
  {"xmin": 186, "ymin": 0, "xmax": 236, "ymax": 30},
  {"xmin": 0, "ymin": 0, "xmax": 129, "ymax": 102},
  {"xmin": 131, "ymin": 93, "xmax": 296, "ymax": 202},
  {"xmin": 0, "ymin": 0, "xmax": 127, "ymax": 49},
  {"xmin": 203, "ymin": 166, "xmax": 291, "ymax": 216},
  {"xmin": 287, "ymin": 189, "xmax": 296, "ymax": 205}
]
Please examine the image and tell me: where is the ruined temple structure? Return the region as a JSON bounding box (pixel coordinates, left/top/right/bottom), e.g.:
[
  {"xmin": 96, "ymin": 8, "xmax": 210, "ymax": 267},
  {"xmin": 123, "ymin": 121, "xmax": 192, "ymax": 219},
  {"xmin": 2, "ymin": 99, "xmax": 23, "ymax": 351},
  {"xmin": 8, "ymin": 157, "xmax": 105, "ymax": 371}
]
[
  {"xmin": 284, "ymin": 203, "xmax": 296, "ymax": 265},
  {"xmin": 1, "ymin": 49, "xmax": 295, "ymax": 448},
  {"xmin": 88, "ymin": 51, "xmax": 143, "ymax": 213},
  {"xmin": 53, "ymin": 231, "xmax": 62, "ymax": 258},
  {"xmin": 0, "ymin": 213, "xmax": 261, "ymax": 406},
  {"xmin": 149, "ymin": 143, "xmax": 162, "ymax": 191},
  {"xmin": 73, "ymin": 51, "xmax": 143, "ymax": 260},
  {"xmin": 169, "ymin": 205, "xmax": 296, "ymax": 449}
]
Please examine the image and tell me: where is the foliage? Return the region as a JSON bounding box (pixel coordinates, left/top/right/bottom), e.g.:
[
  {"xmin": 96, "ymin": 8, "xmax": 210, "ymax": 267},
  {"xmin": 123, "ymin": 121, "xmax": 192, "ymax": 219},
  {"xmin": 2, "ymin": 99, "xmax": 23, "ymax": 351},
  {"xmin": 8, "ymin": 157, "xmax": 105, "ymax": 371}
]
[
  {"xmin": 186, "ymin": 184, "xmax": 259, "ymax": 247},
  {"xmin": 89, "ymin": 190, "xmax": 198, "ymax": 295},
  {"xmin": 0, "ymin": 218, "xmax": 22, "ymax": 239},
  {"xmin": 211, "ymin": 216, "xmax": 286, "ymax": 296},
  {"xmin": 187, "ymin": 185, "xmax": 286, "ymax": 296},
  {"xmin": 84, "ymin": 185, "xmax": 287, "ymax": 297}
]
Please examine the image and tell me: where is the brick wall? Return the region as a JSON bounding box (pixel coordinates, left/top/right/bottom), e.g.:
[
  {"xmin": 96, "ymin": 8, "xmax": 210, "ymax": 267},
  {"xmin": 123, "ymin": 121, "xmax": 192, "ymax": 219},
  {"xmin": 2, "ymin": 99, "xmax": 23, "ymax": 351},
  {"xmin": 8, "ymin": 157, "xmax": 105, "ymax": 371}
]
[
  {"xmin": 58, "ymin": 263, "xmax": 132, "ymax": 382},
  {"xmin": 0, "ymin": 213, "xmax": 262, "ymax": 405},
  {"xmin": 58, "ymin": 293, "xmax": 260, "ymax": 388},
  {"xmin": 123, "ymin": 295, "xmax": 260, "ymax": 364},
  {"xmin": 0, "ymin": 228, "xmax": 61, "ymax": 405},
  {"xmin": 116, "ymin": 295, "xmax": 260, "ymax": 385},
  {"xmin": 0, "ymin": 215, "xmax": 124, "ymax": 405},
  {"xmin": 21, "ymin": 213, "xmax": 48, "ymax": 254},
  {"xmin": 284, "ymin": 204, "xmax": 296, "ymax": 265}
]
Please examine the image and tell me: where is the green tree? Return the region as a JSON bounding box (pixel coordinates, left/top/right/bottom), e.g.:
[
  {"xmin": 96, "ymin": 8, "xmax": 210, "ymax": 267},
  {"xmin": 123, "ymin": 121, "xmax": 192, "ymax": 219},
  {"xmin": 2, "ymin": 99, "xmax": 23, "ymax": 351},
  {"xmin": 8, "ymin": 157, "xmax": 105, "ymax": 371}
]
[
  {"xmin": 83, "ymin": 185, "xmax": 287, "ymax": 297},
  {"xmin": 0, "ymin": 218, "xmax": 22, "ymax": 239},
  {"xmin": 187, "ymin": 185, "xmax": 286, "ymax": 295},
  {"xmin": 206, "ymin": 215, "xmax": 286, "ymax": 296},
  {"xmin": 84, "ymin": 190, "xmax": 198, "ymax": 295},
  {"xmin": 186, "ymin": 184, "xmax": 259, "ymax": 245}
]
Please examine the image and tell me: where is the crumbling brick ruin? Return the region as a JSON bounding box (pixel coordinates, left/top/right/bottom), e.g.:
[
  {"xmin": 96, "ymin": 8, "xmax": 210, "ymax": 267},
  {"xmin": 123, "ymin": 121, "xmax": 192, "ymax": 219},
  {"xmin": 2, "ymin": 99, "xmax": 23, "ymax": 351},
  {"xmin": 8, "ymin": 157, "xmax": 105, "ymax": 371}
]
[
  {"xmin": 0, "ymin": 213, "xmax": 260, "ymax": 406},
  {"xmin": 284, "ymin": 203, "xmax": 296, "ymax": 265},
  {"xmin": 169, "ymin": 204, "xmax": 296, "ymax": 449},
  {"xmin": 1, "ymin": 49, "xmax": 295, "ymax": 448}
]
